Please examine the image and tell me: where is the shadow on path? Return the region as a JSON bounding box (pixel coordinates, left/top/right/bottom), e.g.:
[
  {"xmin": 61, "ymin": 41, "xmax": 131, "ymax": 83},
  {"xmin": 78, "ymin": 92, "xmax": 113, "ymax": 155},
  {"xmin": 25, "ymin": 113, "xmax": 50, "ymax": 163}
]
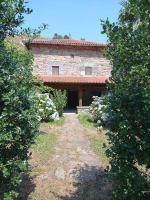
[
  {"xmin": 17, "ymin": 173, "xmax": 35, "ymax": 200},
  {"xmin": 55, "ymin": 165, "xmax": 113, "ymax": 200}
]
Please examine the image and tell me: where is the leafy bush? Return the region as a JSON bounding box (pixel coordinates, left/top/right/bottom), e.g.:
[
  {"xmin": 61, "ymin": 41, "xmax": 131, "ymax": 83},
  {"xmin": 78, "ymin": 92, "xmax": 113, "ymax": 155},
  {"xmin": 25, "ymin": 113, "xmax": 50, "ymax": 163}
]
[
  {"xmin": 0, "ymin": 40, "xmax": 39, "ymax": 199},
  {"xmin": 50, "ymin": 89, "xmax": 67, "ymax": 117},
  {"xmin": 34, "ymin": 93, "xmax": 59, "ymax": 122},
  {"xmin": 101, "ymin": 0, "xmax": 150, "ymax": 199},
  {"xmin": 0, "ymin": 1, "xmax": 45, "ymax": 199}
]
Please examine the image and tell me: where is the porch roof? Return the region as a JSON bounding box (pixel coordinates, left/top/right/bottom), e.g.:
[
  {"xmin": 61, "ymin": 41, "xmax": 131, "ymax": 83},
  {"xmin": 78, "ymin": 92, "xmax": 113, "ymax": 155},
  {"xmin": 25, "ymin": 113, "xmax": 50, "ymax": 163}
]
[{"xmin": 37, "ymin": 75, "xmax": 108, "ymax": 84}]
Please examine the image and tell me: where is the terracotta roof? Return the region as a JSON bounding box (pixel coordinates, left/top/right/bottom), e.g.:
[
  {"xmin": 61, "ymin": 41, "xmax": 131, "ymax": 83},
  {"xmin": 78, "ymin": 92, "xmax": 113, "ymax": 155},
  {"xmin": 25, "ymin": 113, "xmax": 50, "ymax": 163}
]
[
  {"xmin": 37, "ymin": 76, "xmax": 108, "ymax": 84},
  {"xmin": 24, "ymin": 38, "xmax": 106, "ymax": 48}
]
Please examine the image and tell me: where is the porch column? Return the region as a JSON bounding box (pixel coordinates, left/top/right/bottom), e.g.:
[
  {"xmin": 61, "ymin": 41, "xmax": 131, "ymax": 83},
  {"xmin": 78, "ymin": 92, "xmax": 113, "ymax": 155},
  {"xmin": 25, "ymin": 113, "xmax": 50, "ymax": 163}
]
[{"xmin": 78, "ymin": 88, "xmax": 83, "ymax": 107}]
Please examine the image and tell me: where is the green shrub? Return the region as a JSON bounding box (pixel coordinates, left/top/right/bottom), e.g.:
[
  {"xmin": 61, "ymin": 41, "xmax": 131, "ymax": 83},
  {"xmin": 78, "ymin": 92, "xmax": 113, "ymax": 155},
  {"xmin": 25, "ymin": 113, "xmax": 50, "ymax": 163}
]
[
  {"xmin": 50, "ymin": 89, "xmax": 67, "ymax": 117},
  {"xmin": 101, "ymin": 0, "xmax": 150, "ymax": 199},
  {"xmin": 0, "ymin": 1, "xmax": 41, "ymax": 199},
  {"xmin": 0, "ymin": 40, "xmax": 39, "ymax": 199}
]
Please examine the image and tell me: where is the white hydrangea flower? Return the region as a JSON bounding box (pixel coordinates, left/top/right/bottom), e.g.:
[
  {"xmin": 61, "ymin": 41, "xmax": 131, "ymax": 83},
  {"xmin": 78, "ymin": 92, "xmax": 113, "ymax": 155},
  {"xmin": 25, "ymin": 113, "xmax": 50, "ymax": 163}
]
[{"xmin": 51, "ymin": 112, "xmax": 59, "ymax": 121}]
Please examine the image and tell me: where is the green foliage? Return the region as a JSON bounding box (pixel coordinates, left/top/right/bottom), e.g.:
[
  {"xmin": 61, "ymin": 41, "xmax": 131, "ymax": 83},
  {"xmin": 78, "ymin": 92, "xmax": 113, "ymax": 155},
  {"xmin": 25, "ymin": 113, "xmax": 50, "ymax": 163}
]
[
  {"xmin": 50, "ymin": 90, "xmax": 67, "ymax": 117},
  {"xmin": 40, "ymin": 117, "xmax": 65, "ymax": 130},
  {"xmin": 31, "ymin": 132, "xmax": 57, "ymax": 164},
  {"xmin": 21, "ymin": 23, "xmax": 48, "ymax": 41},
  {"xmin": 50, "ymin": 116, "xmax": 65, "ymax": 127},
  {"xmin": 0, "ymin": 1, "xmax": 44, "ymax": 199},
  {"xmin": 78, "ymin": 113, "xmax": 109, "ymax": 165},
  {"xmin": 52, "ymin": 33, "xmax": 71, "ymax": 39},
  {"xmin": 90, "ymin": 137, "xmax": 109, "ymax": 165},
  {"xmin": 0, "ymin": 40, "xmax": 39, "ymax": 199},
  {"xmin": 33, "ymin": 79, "xmax": 52, "ymax": 94},
  {"xmin": 101, "ymin": 0, "xmax": 150, "ymax": 199},
  {"xmin": 78, "ymin": 113, "xmax": 95, "ymax": 128},
  {"xmin": 0, "ymin": 0, "xmax": 32, "ymax": 39}
]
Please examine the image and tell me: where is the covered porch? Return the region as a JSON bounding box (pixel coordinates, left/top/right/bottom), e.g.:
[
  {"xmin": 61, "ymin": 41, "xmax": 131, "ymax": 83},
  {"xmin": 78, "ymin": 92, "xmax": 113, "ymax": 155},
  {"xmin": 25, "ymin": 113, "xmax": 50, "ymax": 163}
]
[
  {"xmin": 39, "ymin": 75, "xmax": 107, "ymax": 113},
  {"xmin": 65, "ymin": 87, "xmax": 103, "ymax": 113},
  {"xmin": 52, "ymin": 86, "xmax": 105, "ymax": 113}
]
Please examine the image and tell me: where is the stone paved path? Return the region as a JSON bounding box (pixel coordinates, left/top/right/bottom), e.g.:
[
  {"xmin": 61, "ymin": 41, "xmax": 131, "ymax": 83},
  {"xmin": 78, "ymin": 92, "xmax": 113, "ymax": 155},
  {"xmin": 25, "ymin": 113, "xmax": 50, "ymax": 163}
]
[
  {"xmin": 23, "ymin": 114, "xmax": 112, "ymax": 200},
  {"xmin": 50, "ymin": 115, "xmax": 101, "ymax": 182}
]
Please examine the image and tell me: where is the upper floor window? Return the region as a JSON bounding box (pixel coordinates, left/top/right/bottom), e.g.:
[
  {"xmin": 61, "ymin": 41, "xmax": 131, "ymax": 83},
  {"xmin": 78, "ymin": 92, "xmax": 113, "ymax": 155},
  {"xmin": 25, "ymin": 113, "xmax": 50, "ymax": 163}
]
[
  {"xmin": 52, "ymin": 66, "xmax": 59, "ymax": 75},
  {"xmin": 85, "ymin": 67, "xmax": 92, "ymax": 75}
]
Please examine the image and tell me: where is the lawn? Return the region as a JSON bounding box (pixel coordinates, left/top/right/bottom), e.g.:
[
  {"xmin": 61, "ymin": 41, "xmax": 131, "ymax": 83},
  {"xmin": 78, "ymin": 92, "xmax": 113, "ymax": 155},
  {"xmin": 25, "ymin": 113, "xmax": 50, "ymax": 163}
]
[{"xmin": 78, "ymin": 113, "xmax": 109, "ymax": 166}]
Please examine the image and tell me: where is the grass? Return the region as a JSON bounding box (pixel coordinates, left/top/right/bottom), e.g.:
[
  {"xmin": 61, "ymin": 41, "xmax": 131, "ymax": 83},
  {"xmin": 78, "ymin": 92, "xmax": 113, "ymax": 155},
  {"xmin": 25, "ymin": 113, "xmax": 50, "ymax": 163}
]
[
  {"xmin": 30, "ymin": 117, "xmax": 64, "ymax": 166},
  {"xmin": 78, "ymin": 113, "xmax": 109, "ymax": 166},
  {"xmin": 78, "ymin": 113, "xmax": 95, "ymax": 128},
  {"xmin": 90, "ymin": 135, "xmax": 109, "ymax": 165},
  {"xmin": 51, "ymin": 116, "xmax": 65, "ymax": 126},
  {"xmin": 31, "ymin": 132, "xmax": 57, "ymax": 164},
  {"xmin": 40, "ymin": 116, "xmax": 65, "ymax": 130}
]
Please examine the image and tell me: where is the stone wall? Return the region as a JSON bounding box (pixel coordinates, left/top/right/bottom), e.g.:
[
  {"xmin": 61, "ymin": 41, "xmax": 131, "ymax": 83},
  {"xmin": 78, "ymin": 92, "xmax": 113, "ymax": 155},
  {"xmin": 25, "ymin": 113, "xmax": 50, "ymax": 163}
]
[{"xmin": 31, "ymin": 46, "xmax": 111, "ymax": 76}]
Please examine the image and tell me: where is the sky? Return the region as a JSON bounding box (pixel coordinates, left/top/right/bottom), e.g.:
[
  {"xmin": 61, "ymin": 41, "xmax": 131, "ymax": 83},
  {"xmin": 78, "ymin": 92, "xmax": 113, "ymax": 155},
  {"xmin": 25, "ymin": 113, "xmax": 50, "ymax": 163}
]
[{"xmin": 23, "ymin": 0, "xmax": 122, "ymax": 43}]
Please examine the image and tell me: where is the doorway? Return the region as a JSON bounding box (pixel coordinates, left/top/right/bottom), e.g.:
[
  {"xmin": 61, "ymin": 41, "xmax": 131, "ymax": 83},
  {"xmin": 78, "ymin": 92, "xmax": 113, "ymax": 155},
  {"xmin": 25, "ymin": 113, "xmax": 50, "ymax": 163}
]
[{"xmin": 67, "ymin": 90, "xmax": 78, "ymax": 109}]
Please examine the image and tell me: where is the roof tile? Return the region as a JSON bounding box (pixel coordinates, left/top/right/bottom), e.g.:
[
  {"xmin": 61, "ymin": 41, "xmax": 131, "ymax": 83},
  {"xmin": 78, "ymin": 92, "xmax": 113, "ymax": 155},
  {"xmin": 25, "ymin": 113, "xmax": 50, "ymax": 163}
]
[
  {"xmin": 24, "ymin": 38, "xmax": 106, "ymax": 48},
  {"xmin": 37, "ymin": 76, "xmax": 108, "ymax": 84}
]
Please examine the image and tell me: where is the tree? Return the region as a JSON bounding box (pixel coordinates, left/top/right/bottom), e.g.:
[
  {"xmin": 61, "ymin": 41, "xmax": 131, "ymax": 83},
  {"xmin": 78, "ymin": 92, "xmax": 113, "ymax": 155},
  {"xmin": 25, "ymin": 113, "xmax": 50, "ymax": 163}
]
[
  {"xmin": 101, "ymin": 0, "xmax": 150, "ymax": 199},
  {"xmin": 64, "ymin": 34, "xmax": 70, "ymax": 39},
  {"xmin": 0, "ymin": 1, "xmax": 42, "ymax": 199},
  {"xmin": 0, "ymin": 39, "xmax": 39, "ymax": 200},
  {"xmin": 0, "ymin": 0, "xmax": 32, "ymax": 40},
  {"xmin": 52, "ymin": 33, "xmax": 71, "ymax": 39}
]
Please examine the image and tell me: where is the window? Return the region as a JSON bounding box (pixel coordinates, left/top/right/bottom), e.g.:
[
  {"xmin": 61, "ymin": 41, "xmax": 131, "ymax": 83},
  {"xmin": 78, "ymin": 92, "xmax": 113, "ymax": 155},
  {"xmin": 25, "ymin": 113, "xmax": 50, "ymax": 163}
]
[
  {"xmin": 52, "ymin": 66, "xmax": 59, "ymax": 75},
  {"xmin": 85, "ymin": 67, "xmax": 92, "ymax": 75}
]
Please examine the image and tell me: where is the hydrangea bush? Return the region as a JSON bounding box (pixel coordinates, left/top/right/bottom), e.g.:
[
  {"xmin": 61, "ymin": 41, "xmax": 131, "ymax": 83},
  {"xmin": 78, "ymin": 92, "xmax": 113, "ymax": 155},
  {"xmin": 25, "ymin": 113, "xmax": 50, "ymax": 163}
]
[
  {"xmin": 34, "ymin": 93, "xmax": 59, "ymax": 122},
  {"xmin": 89, "ymin": 96, "xmax": 112, "ymax": 129},
  {"xmin": 89, "ymin": 96, "xmax": 103, "ymax": 122}
]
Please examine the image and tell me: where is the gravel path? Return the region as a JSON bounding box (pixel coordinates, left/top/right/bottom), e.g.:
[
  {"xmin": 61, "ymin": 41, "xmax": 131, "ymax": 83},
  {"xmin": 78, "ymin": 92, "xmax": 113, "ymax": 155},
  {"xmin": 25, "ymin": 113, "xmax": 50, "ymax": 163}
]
[{"xmin": 21, "ymin": 114, "xmax": 112, "ymax": 200}]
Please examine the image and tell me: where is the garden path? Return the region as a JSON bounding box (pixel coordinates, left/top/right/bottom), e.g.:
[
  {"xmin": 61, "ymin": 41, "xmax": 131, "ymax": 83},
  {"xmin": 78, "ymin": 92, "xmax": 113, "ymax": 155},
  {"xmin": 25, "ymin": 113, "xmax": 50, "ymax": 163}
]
[{"xmin": 21, "ymin": 114, "xmax": 111, "ymax": 200}]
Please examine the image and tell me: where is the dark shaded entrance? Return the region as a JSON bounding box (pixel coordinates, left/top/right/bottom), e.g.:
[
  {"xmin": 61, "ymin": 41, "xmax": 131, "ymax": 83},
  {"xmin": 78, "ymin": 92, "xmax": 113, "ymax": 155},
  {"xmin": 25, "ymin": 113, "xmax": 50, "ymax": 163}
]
[{"xmin": 67, "ymin": 90, "xmax": 78, "ymax": 109}]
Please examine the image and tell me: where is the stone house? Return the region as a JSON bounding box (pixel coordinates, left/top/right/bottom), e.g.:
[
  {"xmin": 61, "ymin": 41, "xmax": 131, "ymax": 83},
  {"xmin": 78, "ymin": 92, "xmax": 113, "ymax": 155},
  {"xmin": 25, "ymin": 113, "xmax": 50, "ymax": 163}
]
[{"xmin": 24, "ymin": 38, "xmax": 111, "ymax": 112}]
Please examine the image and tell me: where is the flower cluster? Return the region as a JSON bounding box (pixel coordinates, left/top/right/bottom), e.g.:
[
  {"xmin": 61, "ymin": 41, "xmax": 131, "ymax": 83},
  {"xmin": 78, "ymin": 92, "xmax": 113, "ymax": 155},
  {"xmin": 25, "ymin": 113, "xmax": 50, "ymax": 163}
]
[
  {"xmin": 34, "ymin": 93, "xmax": 59, "ymax": 122},
  {"xmin": 89, "ymin": 96, "xmax": 110, "ymax": 129}
]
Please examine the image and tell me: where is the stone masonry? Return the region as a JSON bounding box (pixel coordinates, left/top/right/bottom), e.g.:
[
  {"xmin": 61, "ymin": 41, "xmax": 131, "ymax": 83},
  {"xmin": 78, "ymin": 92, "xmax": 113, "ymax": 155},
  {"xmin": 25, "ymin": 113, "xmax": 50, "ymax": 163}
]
[{"xmin": 31, "ymin": 46, "xmax": 111, "ymax": 76}]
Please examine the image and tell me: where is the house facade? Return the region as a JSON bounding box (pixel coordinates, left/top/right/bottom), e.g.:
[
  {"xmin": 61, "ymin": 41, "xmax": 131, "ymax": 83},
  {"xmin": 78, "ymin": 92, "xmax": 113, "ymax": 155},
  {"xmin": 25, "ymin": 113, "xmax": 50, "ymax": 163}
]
[{"xmin": 25, "ymin": 39, "xmax": 111, "ymax": 112}]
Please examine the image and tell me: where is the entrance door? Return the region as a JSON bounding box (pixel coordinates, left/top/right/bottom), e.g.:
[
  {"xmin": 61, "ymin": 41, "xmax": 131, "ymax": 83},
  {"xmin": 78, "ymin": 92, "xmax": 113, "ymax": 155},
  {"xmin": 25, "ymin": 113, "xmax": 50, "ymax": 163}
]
[{"xmin": 67, "ymin": 90, "xmax": 78, "ymax": 109}]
